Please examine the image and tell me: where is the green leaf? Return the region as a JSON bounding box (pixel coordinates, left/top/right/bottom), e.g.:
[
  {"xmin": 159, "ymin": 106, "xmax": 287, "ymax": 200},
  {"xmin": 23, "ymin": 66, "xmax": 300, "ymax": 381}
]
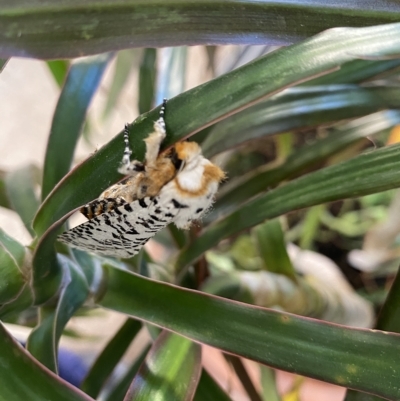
[
  {"xmin": 0, "ymin": 285, "xmax": 34, "ymax": 320},
  {"xmin": 98, "ymin": 265, "xmax": 400, "ymax": 400},
  {"xmin": 207, "ymin": 110, "xmax": 400, "ymax": 223},
  {"xmin": 5, "ymin": 165, "xmax": 40, "ymax": 236},
  {"xmin": 302, "ymin": 58, "xmax": 400, "ymax": 85},
  {"xmin": 33, "ymin": 24, "xmax": 400, "ymax": 237},
  {"xmin": 0, "ymin": 171, "xmax": 11, "ymax": 209},
  {"xmin": 344, "ymin": 219, "xmax": 400, "ymax": 401},
  {"xmin": 81, "ymin": 318, "xmax": 142, "ymax": 398},
  {"xmin": 260, "ymin": 366, "xmax": 280, "ymax": 401},
  {"xmin": 194, "ymin": 370, "xmax": 232, "ymax": 401},
  {"xmin": 69, "ymin": 248, "xmax": 101, "ymax": 287},
  {"xmin": 46, "ymin": 60, "xmax": 69, "ymax": 87},
  {"xmin": 375, "ymin": 266, "xmax": 400, "ymax": 333},
  {"xmin": 0, "ymin": 58, "xmax": 8, "ymax": 71},
  {"xmin": 254, "ymin": 219, "xmax": 296, "ymax": 279},
  {"xmin": 345, "ymin": 391, "xmax": 384, "ymax": 401},
  {"xmin": 102, "ymin": 346, "xmax": 151, "ymax": 401},
  {"xmin": 202, "ymin": 85, "xmax": 400, "ymax": 157},
  {"xmin": 41, "ymin": 53, "xmax": 112, "ymax": 200},
  {"xmin": 298, "ymin": 205, "xmax": 325, "ymax": 249},
  {"xmin": 3, "ymin": 2, "xmax": 400, "ymax": 59},
  {"xmin": 0, "ymin": 324, "xmax": 95, "ymax": 401},
  {"xmin": 124, "ymin": 331, "xmax": 201, "ymax": 401},
  {"xmin": 0, "ymin": 229, "xmax": 32, "ymax": 318},
  {"xmin": 177, "ymin": 143, "xmax": 400, "ymax": 270},
  {"xmin": 0, "ymin": 229, "xmax": 33, "ymax": 318},
  {"xmin": 138, "ymin": 48, "xmax": 157, "ymax": 114},
  {"xmin": 27, "ymin": 257, "xmax": 89, "ymax": 371},
  {"xmin": 168, "ymin": 224, "xmax": 188, "ymax": 250},
  {"xmin": 201, "ymin": 270, "xmax": 253, "ymax": 304},
  {"xmin": 0, "ymin": 227, "xmax": 27, "ymax": 268},
  {"xmin": 31, "ymin": 223, "xmax": 63, "ymax": 304},
  {"xmin": 0, "ymin": 242, "xmax": 26, "ymax": 305}
]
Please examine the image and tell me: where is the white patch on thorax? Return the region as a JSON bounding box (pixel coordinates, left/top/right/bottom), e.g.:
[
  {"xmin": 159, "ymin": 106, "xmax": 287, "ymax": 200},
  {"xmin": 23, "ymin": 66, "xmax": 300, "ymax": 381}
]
[{"xmin": 176, "ymin": 157, "xmax": 208, "ymax": 193}]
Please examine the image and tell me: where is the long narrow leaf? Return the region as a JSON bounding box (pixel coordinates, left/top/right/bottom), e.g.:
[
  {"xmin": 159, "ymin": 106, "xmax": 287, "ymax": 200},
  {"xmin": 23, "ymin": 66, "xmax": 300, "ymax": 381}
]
[
  {"xmin": 0, "ymin": 243, "xmax": 25, "ymax": 305},
  {"xmin": 3, "ymin": 2, "xmax": 400, "ymax": 59},
  {"xmin": 46, "ymin": 60, "xmax": 69, "ymax": 87},
  {"xmin": 202, "ymin": 85, "xmax": 400, "ymax": 157},
  {"xmin": 0, "ymin": 171, "xmax": 11, "ymax": 209},
  {"xmin": 194, "ymin": 370, "xmax": 232, "ymax": 401},
  {"xmin": 302, "ymin": 58, "xmax": 400, "ymax": 86},
  {"xmin": 97, "ymin": 265, "xmax": 400, "ymax": 400},
  {"xmin": 81, "ymin": 318, "xmax": 142, "ymax": 398},
  {"xmin": 0, "ymin": 324, "xmax": 94, "ymax": 401},
  {"xmin": 0, "ymin": 229, "xmax": 32, "ymax": 317},
  {"xmin": 124, "ymin": 331, "xmax": 201, "ymax": 401},
  {"xmin": 103, "ymin": 346, "xmax": 151, "ymax": 401},
  {"xmin": 0, "ymin": 58, "xmax": 8, "ymax": 71},
  {"xmin": 5, "ymin": 165, "xmax": 40, "ymax": 236},
  {"xmin": 27, "ymin": 258, "xmax": 89, "ymax": 371},
  {"xmin": 42, "ymin": 54, "xmax": 112, "ymax": 200},
  {"xmin": 138, "ymin": 49, "xmax": 157, "ymax": 114}
]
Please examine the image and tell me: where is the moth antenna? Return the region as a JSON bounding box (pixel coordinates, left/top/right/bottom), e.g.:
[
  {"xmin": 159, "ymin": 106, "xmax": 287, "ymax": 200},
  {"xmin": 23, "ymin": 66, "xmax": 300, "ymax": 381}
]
[
  {"xmin": 120, "ymin": 123, "xmax": 132, "ymax": 168},
  {"xmin": 155, "ymin": 98, "xmax": 167, "ymax": 131}
]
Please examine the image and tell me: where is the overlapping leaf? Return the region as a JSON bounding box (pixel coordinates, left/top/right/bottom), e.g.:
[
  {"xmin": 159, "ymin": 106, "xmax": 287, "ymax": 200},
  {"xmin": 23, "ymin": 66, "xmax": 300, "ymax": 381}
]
[
  {"xmin": 124, "ymin": 331, "xmax": 201, "ymax": 401},
  {"xmin": 0, "ymin": 324, "xmax": 94, "ymax": 401},
  {"xmin": 27, "ymin": 257, "xmax": 89, "ymax": 371},
  {"xmin": 3, "ymin": 2, "xmax": 400, "ymax": 59},
  {"xmin": 98, "ymin": 265, "xmax": 400, "ymax": 400},
  {"xmin": 81, "ymin": 318, "xmax": 142, "ymax": 398},
  {"xmin": 42, "ymin": 54, "xmax": 112, "ymax": 199},
  {"xmin": 202, "ymin": 85, "xmax": 400, "ymax": 157}
]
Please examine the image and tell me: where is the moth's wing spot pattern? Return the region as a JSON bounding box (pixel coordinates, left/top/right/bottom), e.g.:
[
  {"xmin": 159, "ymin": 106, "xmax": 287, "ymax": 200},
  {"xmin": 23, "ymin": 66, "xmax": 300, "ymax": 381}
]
[
  {"xmin": 80, "ymin": 197, "xmax": 128, "ymax": 219},
  {"xmin": 59, "ymin": 196, "xmax": 179, "ymax": 258}
]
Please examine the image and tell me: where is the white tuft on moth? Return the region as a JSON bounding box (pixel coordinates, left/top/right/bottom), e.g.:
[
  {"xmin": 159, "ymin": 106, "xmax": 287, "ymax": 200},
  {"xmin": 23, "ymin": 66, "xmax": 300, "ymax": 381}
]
[{"xmin": 58, "ymin": 100, "xmax": 225, "ymax": 258}]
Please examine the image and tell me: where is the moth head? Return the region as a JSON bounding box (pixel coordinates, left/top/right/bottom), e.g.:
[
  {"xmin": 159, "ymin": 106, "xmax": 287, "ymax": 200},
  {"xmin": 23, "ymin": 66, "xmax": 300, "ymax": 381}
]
[{"xmin": 174, "ymin": 141, "xmax": 202, "ymax": 162}]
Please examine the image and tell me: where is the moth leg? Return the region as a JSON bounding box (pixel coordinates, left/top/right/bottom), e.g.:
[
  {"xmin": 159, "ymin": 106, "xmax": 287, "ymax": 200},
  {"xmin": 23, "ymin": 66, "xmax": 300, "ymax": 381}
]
[
  {"xmin": 118, "ymin": 99, "xmax": 167, "ymax": 175},
  {"xmin": 144, "ymin": 99, "xmax": 167, "ymax": 169}
]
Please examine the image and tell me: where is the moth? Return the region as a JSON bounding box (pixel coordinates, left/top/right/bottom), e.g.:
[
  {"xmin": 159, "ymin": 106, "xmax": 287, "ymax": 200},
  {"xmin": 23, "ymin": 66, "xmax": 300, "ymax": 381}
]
[{"xmin": 58, "ymin": 100, "xmax": 225, "ymax": 258}]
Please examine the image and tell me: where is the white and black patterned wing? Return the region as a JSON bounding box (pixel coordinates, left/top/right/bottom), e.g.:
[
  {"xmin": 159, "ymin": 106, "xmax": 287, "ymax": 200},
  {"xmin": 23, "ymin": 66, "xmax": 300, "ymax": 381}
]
[{"xmin": 58, "ymin": 196, "xmax": 178, "ymax": 258}]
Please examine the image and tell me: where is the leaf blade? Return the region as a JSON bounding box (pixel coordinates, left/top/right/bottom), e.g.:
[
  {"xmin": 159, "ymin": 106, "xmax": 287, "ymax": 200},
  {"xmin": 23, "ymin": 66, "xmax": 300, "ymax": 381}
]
[
  {"xmin": 3, "ymin": 2, "xmax": 400, "ymax": 59},
  {"xmin": 98, "ymin": 265, "xmax": 400, "ymax": 400},
  {"xmin": 125, "ymin": 331, "xmax": 201, "ymax": 401},
  {"xmin": 0, "ymin": 323, "xmax": 94, "ymax": 401},
  {"xmin": 41, "ymin": 54, "xmax": 112, "ymax": 200}
]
